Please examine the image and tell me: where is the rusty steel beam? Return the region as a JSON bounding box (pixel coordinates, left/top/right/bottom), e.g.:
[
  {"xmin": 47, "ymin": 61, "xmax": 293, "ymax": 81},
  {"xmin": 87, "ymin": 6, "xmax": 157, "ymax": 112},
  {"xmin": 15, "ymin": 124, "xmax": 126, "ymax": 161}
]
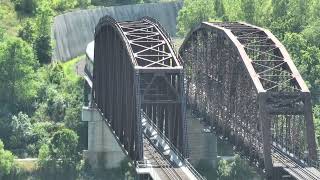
[
  {"xmin": 93, "ymin": 16, "xmax": 187, "ymax": 161},
  {"xmin": 179, "ymin": 22, "xmax": 317, "ymax": 177}
]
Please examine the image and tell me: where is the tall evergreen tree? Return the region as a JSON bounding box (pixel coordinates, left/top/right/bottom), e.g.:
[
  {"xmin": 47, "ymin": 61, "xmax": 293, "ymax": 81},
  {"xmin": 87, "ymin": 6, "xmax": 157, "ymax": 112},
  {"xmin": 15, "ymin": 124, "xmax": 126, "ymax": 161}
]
[
  {"xmin": 272, "ymin": 0, "xmax": 289, "ymax": 19},
  {"xmin": 241, "ymin": 0, "xmax": 255, "ymax": 23},
  {"xmin": 34, "ymin": 2, "xmax": 53, "ymax": 64},
  {"xmin": 214, "ymin": 0, "xmax": 226, "ymax": 20}
]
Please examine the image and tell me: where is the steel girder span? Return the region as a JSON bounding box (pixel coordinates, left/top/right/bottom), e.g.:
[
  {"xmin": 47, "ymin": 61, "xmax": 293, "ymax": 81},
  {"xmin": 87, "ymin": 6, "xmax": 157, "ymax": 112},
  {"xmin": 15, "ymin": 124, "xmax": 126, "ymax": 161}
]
[
  {"xmin": 179, "ymin": 22, "xmax": 317, "ymax": 173},
  {"xmin": 93, "ymin": 16, "xmax": 187, "ymax": 162}
]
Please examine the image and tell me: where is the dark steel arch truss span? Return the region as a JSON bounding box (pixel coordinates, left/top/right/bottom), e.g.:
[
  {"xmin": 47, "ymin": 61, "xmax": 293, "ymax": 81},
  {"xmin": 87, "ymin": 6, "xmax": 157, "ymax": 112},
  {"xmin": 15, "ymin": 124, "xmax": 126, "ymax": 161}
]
[
  {"xmin": 93, "ymin": 16, "xmax": 187, "ymax": 162},
  {"xmin": 179, "ymin": 22, "xmax": 317, "ymax": 174}
]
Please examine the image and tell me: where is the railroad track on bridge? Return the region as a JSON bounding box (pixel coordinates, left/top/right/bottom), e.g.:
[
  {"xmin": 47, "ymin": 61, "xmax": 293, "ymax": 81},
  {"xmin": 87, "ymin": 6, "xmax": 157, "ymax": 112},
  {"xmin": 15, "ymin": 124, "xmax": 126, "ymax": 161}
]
[
  {"xmin": 272, "ymin": 146, "xmax": 320, "ymax": 180},
  {"xmin": 143, "ymin": 136, "xmax": 184, "ymax": 180}
]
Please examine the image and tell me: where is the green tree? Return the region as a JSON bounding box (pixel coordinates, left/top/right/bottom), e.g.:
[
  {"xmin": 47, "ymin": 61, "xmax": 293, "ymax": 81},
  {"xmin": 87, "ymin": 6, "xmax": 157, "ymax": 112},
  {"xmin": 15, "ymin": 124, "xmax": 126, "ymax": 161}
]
[
  {"xmin": 18, "ymin": 19, "xmax": 36, "ymax": 44},
  {"xmin": 217, "ymin": 159, "xmax": 231, "ymax": 179},
  {"xmin": 38, "ymin": 144, "xmax": 52, "ymax": 172},
  {"xmin": 34, "ymin": 2, "xmax": 53, "ymax": 64},
  {"xmin": 241, "ymin": 0, "xmax": 255, "ymax": 23},
  {"xmin": 31, "ymin": 122, "xmax": 64, "ymax": 156},
  {"xmin": 302, "ymin": 20, "xmax": 320, "ymax": 47},
  {"xmin": 270, "ymin": 0, "xmax": 290, "ymax": 38},
  {"xmin": 0, "ymin": 8, "xmax": 4, "ymax": 41},
  {"xmin": 272, "ymin": 0, "xmax": 289, "ymax": 18},
  {"xmin": 222, "ymin": 0, "xmax": 242, "ymax": 21},
  {"xmin": 177, "ymin": 0, "xmax": 215, "ymax": 36},
  {"xmin": 286, "ymin": 0, "xmax": 308, "ymax": 33},
  {"xmin": 38, "ymin": 128, "xmax": 80, "ymax": 174},
  {"xmin": 9, "ymin": 112, "xmax": 33, "ymax": 155},
  {"xmin": 0, "ymin": 7, "xmax": 3, "ymax": 21},
  {"xmin": 299, "ymin": 46, "xmax": 320, "ymax": 93},
  {"xmin": 64, "ymin": 106, "xmax": 81, "ymax": 131},
  {"xmin": 0, "ymin": 139, "xmax": 15, "ymax": 178},
  {"xmin": 77, "ymin": 0, "xmax": 91, "ymax": 8},
  {"xmin": 48, "ymin": 62, "xmax": 65, "ymax": 85},
  {"xmin": 52, "ymin": 0, "xmax": 78, "ymax": 11},
  {"xmin": 283, "ymin": 32, "xmax": 307, "ymax": 60},
  {"xmin": 0, "ymin": 37, "xmax": 39, "ymax": 113},
  {"xmin": 254, "ymin": 0, "xmax": 273, "ymax": 26},
  {"xmin": 217, "ymin": 155, "xmax": 254, "ymax": 180},
  {"xmin": 63, "ymin": 79, "xmax": 83, "ymax": 126},
  {"xmin": 214, "ymin": 0, "xmax": 226, "ymax": 20},
  {"xmin": 307, "ymin": 0, "xmax": 320, "ymax": 23},
  {"xmin": 284, "ymin": 33, "xmax": 320, "ymax": 96},
  {"xmin": 229, "ymin": 155, "xmax": 254, "ymax": 179},
  {"xmin": 91, "ymin": 0, "xmax": 141, "ymax": 6},
  {"xmin": 45, "ymin": 86, "xmax": 67, "ymax": 122},
  {"xmin": 283, "ymin": 32, "xmax": 320, "ymax": 93},
  {"xmin": 270, "ymin": 0, "xmax": 308, "ymax": 38},
  {"xmin": 10, "ymin": 0, "xmax": 38, "ymax": 15}
]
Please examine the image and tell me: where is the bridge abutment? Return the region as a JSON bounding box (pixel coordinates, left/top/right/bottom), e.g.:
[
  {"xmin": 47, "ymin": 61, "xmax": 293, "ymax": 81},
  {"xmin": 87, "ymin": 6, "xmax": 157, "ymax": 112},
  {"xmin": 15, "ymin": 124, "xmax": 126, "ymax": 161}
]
[
  {"xmin": 82, "ymin": 106, "xmax": 126, "ymax": 169},
  {"xmin": 187, "ymin": 111, "xmax": 218, "ymax": 169}
]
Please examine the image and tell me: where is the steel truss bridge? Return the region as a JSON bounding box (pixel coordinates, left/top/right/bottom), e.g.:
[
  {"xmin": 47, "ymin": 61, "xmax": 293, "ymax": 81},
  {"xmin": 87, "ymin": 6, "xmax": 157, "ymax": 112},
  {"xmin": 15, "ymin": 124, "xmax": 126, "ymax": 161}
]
[
  {"xmin": 179, "ymin": 22, "xmax": 320, "ymax": 179},
  {"xmin": 83, "ymin": 15, "xmax": 320, "ymax": 179}
]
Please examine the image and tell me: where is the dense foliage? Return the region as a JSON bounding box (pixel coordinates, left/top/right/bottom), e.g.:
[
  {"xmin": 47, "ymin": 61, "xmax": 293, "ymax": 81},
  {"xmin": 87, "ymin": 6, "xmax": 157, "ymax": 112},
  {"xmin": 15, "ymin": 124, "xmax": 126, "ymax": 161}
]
[
  {"xmin": 217, "ymin": 155, "xmax": 255, "ymax": 180},
  {"xmin": 90, "ymin": 0, "xmax": 173, "ymax": 6},
  {"xmin": 37, "ymin": 128, "xmax": 80, "ymax": 178},
  {"xmin": 33, "ymin": 2, "xmax": 54, "ymax": 64},
  {"xmin": 91, "ymin": 0, "xmax": 143, "ymax": 6},
  {"xmin": 0, "ymin": 37, "xmax": 39, "ymax": 115},
  {"xmin": 0, "ymin": 139, "xmax": 15, "ymax": 178},
  {"xmin": 177, "ymin": 0, "xmax": 215, "ymax": 36},
  {"xmin": 0, "ymin": 2, "xmax": 86, "ymax": 178},
  {"xmin": 11, "ymin": 0, "xmax": 90, "ymax": 15}
]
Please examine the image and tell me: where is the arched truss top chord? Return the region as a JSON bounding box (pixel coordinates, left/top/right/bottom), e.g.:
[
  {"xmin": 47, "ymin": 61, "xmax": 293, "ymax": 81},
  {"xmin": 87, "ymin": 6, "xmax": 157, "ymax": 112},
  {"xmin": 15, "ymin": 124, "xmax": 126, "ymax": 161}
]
[
  {"xmin": 180, "ymin": 22, "xmax": 310, "ymax": 93},
  {"xmin": 95, "ymin": 15, "xmax": 182, "ymax": 70}
]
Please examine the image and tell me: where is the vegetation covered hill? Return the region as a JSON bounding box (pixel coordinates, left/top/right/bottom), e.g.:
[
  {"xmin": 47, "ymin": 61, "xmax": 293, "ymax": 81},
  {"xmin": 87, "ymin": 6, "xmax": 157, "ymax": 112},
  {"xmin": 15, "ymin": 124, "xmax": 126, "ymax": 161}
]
[
  {"xmin": 0, "ymin": 0, "xmax": 320, "ymax": 179},
  {"xmin": 0, "ymin": 0, "xmax": 131, "ymax": 179}
]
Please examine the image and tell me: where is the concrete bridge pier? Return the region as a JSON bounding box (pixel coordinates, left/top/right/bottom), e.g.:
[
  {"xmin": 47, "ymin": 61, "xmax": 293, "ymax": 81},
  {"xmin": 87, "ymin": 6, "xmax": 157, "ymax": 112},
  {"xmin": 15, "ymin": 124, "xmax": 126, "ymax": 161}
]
[
  {"xmin": 187, "ymin": 112, "xmax": 218, "ymax": 169},
  {"xmin": 82, "ymin": 106, "xmax": 126, "ymax": 169}
]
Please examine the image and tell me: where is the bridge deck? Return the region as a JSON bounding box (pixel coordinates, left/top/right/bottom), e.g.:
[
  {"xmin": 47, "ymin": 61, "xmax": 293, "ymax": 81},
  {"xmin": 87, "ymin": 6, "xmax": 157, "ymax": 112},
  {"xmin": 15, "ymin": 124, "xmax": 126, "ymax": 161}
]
[
  {"xmin": 272, "ymin": 147, "xmax": 320, "ymax": 180},
  {"xmin": 136, "ymin": 113, "xmax": 203, "ymax": 180},
  {"xmin": 142, "ymin": 136, "xmax": 189, "ymax": 180}
]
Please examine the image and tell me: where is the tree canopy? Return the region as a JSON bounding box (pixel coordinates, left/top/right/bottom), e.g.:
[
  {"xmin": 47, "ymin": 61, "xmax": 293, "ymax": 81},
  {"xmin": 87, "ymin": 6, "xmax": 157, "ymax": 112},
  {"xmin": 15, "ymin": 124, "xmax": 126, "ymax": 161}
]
[
  {"xmin": 0, "ymin": 37, "xmax": 39, "ymax": 114},
  {"xmin": 38, "ymin": 128, "xmax": 80, "ymax": 175},
  {"xmin": 177, "ymin": 0, "xmax": 215, "ymax": 36},
  {"xmin": 0, "ymin": 139, "xmax": 15, "ymax": 178}
]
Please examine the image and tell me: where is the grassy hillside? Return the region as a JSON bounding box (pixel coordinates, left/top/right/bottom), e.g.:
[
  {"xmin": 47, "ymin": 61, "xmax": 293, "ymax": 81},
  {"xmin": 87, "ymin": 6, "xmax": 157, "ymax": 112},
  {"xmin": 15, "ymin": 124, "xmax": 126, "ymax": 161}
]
[
  {"xmin": 61, "ymin": 55, "xmax": 83, "ymax": 82},
  {"xmin": 0, "ymin": 0, "xmax": 29, "ymax": 36}
]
